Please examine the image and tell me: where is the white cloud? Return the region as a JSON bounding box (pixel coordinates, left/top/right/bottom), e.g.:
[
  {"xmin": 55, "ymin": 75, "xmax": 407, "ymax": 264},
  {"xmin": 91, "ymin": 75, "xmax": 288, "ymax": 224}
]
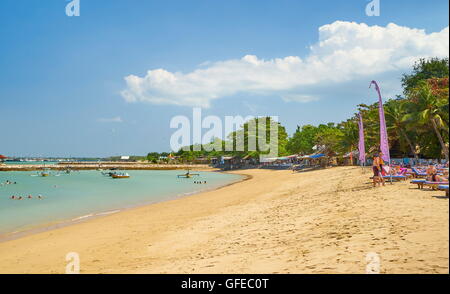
[
  {"xmin": 281, "ymin": 94, "xmax": 320, "ymax": 103},
  {"xmin": 121, "ymin": 21, "xmax": 449, "ymax": 108},
  {"xmin": 97, "ymin": 116, "xmax": 123, "ymax": 123}
]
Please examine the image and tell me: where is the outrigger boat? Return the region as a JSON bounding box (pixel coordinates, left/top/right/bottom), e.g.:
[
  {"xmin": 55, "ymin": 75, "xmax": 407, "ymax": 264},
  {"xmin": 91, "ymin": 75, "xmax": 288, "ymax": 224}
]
[
  {"xmin": 101, "ymin": 169, "xmax": 118, "ymax": 177},
  {"xmin": 177, "ymin": 170, "xmax": 200, "ymax": 178},
  {"xmin": 111, "ymin": 172, "xmax": 130, "ymax": 179}
]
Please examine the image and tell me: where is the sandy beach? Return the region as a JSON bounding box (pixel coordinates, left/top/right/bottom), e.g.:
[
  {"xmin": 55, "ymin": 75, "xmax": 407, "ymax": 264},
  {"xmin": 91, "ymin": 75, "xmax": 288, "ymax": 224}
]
[{"xmin": 0, "ymin": 166, "xmax": 448, "ymax": 274}]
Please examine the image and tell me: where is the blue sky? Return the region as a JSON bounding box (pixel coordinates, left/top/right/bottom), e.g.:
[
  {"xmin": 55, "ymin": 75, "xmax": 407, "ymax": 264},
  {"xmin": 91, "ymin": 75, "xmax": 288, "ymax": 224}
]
[{"xmin": 0, "ymin": 0, "xmax": 448, "ymax": 157}]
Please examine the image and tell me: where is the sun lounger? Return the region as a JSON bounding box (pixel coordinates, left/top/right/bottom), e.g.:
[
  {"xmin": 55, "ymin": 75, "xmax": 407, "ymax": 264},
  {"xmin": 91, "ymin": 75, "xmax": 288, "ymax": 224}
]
[
  {"xmin": 410, "ymin": 179, "xmax": 426, "ymax": 189},
  {"xmin": 383, "ymin": 175, "xmax": 407, "ymax": 182},
  {"xmin": 412, "ymin": 167, "xmax": 427, "ymax": 178},
  {"xmin": 438, "ymin": 185, "xmax": 449, "ymax": 197},
  {"xmin": 424, "ymin": 181, "xmax": 449, "ymax": 190}
]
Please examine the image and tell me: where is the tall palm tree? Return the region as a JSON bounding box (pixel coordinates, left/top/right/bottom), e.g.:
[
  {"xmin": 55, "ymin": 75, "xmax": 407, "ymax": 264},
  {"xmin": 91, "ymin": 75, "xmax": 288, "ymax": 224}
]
[
  {"xmin": 406, "ymin": 81, "xmax": 449, "ymax": 161},
  {"xmin": 338, "ymin": 118, "xmax": 359, "ymax": 156},
  {"xmin": 384, "ymin": 100, "xmax": 419, "ymax": 160}
]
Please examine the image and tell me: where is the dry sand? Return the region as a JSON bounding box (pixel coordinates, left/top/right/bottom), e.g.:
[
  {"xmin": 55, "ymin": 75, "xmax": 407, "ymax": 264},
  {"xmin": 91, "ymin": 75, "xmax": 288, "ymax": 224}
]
[{"xmin": 0, "ymin": 166, "xmax": 448, "ymax": 274}]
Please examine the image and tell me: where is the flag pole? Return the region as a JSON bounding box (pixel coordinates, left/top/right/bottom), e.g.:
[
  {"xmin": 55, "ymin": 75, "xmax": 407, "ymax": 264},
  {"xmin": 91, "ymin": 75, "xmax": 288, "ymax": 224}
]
[
  {"xmin": 370, "ymin": 80, "xmax": 392, "ymax": 184},
  {"xmin": 358, "ymin": 112, "xmax": 366, "ymax": 174}
]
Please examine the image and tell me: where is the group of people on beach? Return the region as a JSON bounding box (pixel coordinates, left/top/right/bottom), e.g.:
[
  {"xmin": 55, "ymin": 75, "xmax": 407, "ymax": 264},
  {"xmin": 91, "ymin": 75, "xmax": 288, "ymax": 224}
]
[
  {"xmin": 372, "ymin": 152, "xmax": 386, "ymax": 187},
  {"xmin": 10, "ymin": 194, "xmax": 43, "ymax": 200},
  {"xmin": 372, "ymin": 151, "xmax": 449, "ymax": 187}
]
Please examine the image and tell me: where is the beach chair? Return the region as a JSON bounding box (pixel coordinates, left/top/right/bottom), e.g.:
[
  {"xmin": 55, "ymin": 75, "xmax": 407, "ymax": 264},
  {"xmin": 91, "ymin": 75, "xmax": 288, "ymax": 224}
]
[
  {"xmin": 412, "ymin": 167, "xmax": 427, "ymax": 178},
  {"xmin": 410, "ymin": 179, "xmax": 426, "ymax": 189},
  {"xmin": 424, "ymin": 181, "xmax": 449, "ymax": 190},
  {"xmin": 383, "ymin": 175, "xmax": 407, "ymax": 182},
  {"xmin": 438, "ymin": 185, "xmax": 449, "ymax": 197},
  {"xmin": 292, "ymin": 164, "xmax": 305, "ymax": 172}
]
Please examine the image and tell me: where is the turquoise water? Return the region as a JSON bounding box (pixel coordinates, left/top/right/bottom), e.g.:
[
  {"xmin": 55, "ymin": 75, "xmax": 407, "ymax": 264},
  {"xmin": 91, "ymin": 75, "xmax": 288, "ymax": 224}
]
[
  {"xmin": 0, "ymin": 170, "xmax": 242, "ymax": 235},
  {"xmin": 4, "ymin": 161, "xmax": 59, "ymax": 165}
]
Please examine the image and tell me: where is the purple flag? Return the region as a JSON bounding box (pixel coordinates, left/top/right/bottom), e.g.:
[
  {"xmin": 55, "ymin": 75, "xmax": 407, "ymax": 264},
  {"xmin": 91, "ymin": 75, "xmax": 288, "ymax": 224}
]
[
  {"xmin": 358, "ymin": 113, "xmax": 366, "ymax": 163},
  {"xmin": 370, "ymin": 80, "xmax": 390, "ymax": 163}
]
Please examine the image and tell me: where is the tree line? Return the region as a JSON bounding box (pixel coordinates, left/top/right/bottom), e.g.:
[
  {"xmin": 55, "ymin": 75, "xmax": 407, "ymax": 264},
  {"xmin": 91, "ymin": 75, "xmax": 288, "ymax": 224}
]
[{"xmin": 149, "ymin": 58, "xmax": 448, "ymax": 163}]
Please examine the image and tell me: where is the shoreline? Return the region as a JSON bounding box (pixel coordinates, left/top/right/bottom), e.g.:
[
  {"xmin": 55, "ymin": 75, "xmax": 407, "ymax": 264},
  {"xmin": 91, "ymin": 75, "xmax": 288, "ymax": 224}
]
[
  {"xmin": 0, "ymin": 171, "xmax": 251, "ymax": 243},
  {"xmin": 0, "ymin": 167, "xmax": 447, "ymax": 274}
]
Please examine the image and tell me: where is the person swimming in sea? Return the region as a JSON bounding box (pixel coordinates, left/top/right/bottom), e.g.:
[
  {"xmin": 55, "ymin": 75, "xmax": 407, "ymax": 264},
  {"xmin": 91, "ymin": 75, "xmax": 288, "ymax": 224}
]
[
  {"xmin": 10, "ymin": 195, "xmax": 15, "ymax": 200},
  {"xmin": 28, "ymin": 195, "xmax": 33, "ymax": 199},
  {"xmin": 38, "ymin": 195, "xmax": 43, "ymax": 200}
]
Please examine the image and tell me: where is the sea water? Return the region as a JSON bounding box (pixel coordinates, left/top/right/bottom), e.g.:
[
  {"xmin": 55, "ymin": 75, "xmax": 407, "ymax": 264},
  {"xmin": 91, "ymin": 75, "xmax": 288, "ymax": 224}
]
[{"xmin": 0, "ymin": 170, "xmax": 243, "ymax": 235}]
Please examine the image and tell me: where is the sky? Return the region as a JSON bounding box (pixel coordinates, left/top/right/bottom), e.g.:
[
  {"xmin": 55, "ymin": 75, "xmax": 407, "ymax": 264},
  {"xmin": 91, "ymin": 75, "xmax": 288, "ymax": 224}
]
[{"xmin": 0, "ymin": 0, "xmax": 448, "ymax": 157}]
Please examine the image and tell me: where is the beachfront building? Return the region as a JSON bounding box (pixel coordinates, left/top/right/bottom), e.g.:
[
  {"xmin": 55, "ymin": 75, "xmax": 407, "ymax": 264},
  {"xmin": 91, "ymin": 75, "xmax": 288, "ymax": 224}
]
[
  {"xmin": 216, "ymin": 156, "xmax": 243, "ymax": 170},
  {"xmin": 120, "ymin": 156, "xmax": 131, "ymax": 162},
  {"xmin": 0, "ymin": 155, "xmax": 7, "ymax": 163},
  {"xmin": 343, "ymin": 150, "xmax": 360, "ymax": 166},
  {"xmin": 193, "ymin": 157, "xmax": 210, "ymax": 164}
]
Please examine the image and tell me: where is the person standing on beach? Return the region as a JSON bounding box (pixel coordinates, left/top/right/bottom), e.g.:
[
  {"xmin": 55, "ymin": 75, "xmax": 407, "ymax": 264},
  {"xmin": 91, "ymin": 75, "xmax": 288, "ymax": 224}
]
[
  {"xmin": 372, "ymin": 153, "xmax": 385, "ymax": 187},
  {"xmin": 378, "ymin": 152, "xmax": 386, "ymax": 185}
]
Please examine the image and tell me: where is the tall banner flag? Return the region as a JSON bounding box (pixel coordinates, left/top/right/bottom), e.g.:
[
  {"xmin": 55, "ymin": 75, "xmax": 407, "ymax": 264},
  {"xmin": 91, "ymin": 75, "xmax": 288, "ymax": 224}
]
[
  {"xmin": 358, "ymin": 113, "xmax": 366, "ymax": 164},
  {"xmin": 369, "ymin": 80, "xmax": 390, "ymax": 163}
]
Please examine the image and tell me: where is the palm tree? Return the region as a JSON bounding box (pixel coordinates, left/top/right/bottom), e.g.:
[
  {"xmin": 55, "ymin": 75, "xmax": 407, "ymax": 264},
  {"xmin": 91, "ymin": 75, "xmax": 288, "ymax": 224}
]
[
  {"xmin": 384, "ymin": 100, "xmax": 419, "ymax": 160},
  {"xmin": 338, "ymin": 118, "xmax": 359, "ymax": 156},
  {"xmin": 406, "ymin": 81, "xmax": 449, "ymax": 161}
]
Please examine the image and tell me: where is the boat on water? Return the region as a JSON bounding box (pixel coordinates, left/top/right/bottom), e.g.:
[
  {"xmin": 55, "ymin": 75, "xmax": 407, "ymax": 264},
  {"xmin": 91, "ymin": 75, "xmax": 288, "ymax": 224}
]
[
  {"xmin": 177, "ymin": 170, "xmax": 200, "ymax": 178},
  {"xmin": 40, "ymin": 171, "xmax": 50, "ymax": 177},
  {"xmin": 111, "ymin": 172, "xmax": 130, "ymax": 179},
  {"xmin": 102, "ymin": 170, "xmax": 117, "ymax": 177}
]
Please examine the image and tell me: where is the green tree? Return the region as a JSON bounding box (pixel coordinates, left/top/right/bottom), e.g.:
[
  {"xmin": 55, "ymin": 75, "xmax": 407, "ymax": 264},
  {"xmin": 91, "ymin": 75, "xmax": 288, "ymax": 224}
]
[
  {"xmin": 314, "ymin": 124, "xmax": 344, "ymax": 154},
  {"xmin": 402, "ymin": 58, "xmax": 449, "ymax": 95},
  {"xmin": 405, "ymin": 80, "xmax": 449, "ymax": 160},
  {"xmin": 384, "ymin": 99, "xmax": 419, "ymax": 159},
  {"xmin": 338, "ymin": 118, "xmax": 359, "ymax": 155},
  {"xmin": 286, "ymin": 125, "xmax": 318, "ymax": 154},
  {"xmin": 146, "ymin": 152, "xmax": 160, "ymax": 163},
  {"xmin": 228, "ymin": 117, "xmax": 289, "ymax": 158}
]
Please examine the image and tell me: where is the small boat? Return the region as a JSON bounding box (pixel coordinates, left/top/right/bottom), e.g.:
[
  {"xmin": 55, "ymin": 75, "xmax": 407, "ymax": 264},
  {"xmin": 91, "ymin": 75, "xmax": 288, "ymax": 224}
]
[
  {"xmin": 111, "ymin": 173, "xmax": 130, "ymax": 179},
  {"xmin": 39, "ymin": 169, "xmax": 51, "ymax": 177},
  {"xmin": 177, "ymin": 170, "xmax": 200, "ymax": 178}
]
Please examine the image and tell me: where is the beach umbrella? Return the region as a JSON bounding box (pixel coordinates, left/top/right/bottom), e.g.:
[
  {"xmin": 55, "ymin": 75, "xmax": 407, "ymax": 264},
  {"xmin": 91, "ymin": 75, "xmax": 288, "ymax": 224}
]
[{"xmin": 358, "ymin": 113, "xmax": 366, "ymax": 165}]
